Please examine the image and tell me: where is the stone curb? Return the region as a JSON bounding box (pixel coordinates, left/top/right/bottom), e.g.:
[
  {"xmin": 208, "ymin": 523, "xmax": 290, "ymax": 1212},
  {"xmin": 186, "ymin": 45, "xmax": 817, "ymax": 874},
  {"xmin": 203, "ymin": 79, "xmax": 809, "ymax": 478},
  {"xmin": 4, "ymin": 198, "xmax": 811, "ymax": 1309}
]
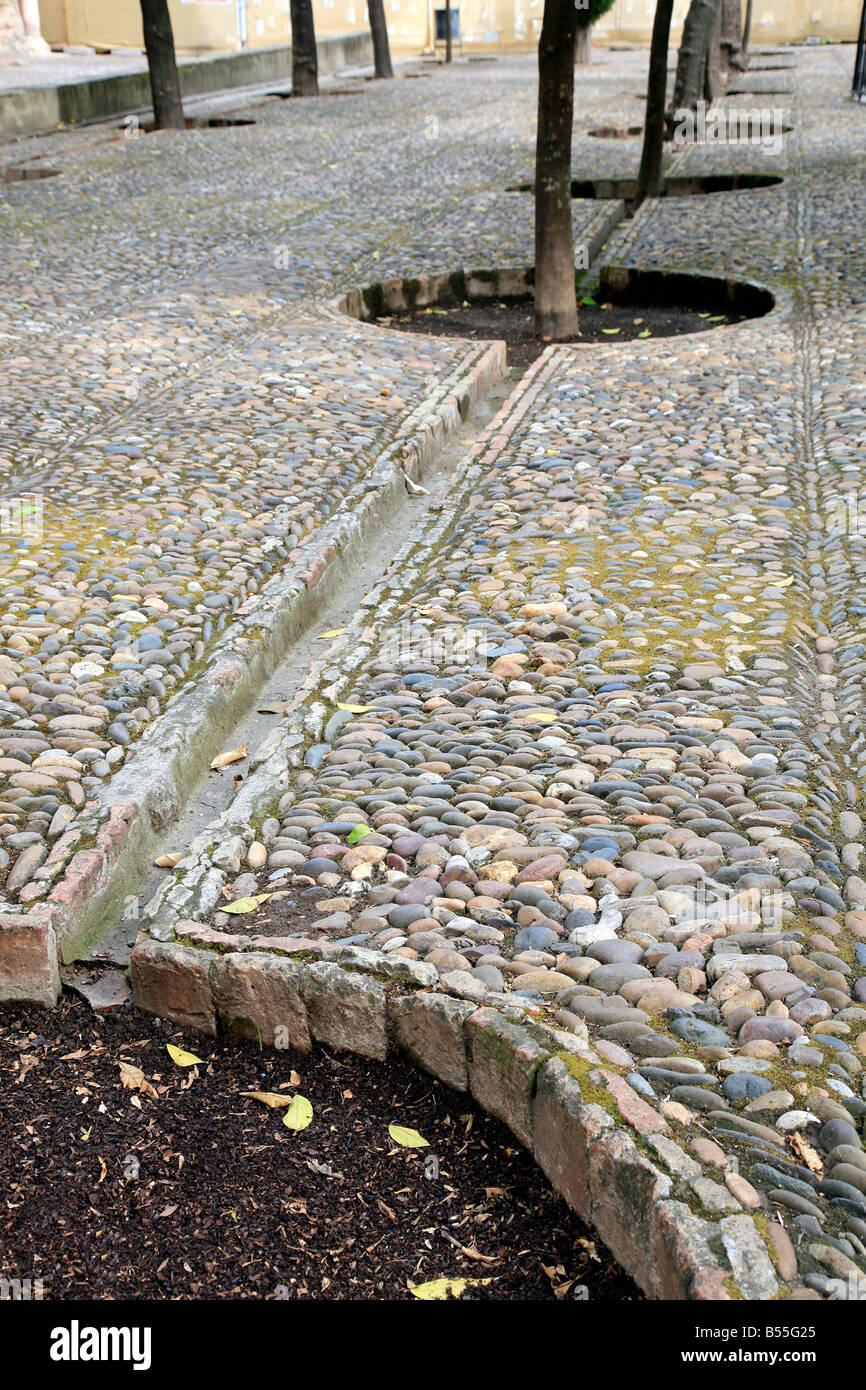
[
  {"xmin": 329, "ymin": 207, "xmax": 625, "ymax": 323},
  {"xmin": 0, "ymin": 337, "xmax": 506, "ymax": 1003},
  {"xmin": 0, "ymin": 34, "xmax": 374, "ymax": 139},
  {"xmin": 128, "ymin": 932, "xmax": 779, "ymax": 1300}
]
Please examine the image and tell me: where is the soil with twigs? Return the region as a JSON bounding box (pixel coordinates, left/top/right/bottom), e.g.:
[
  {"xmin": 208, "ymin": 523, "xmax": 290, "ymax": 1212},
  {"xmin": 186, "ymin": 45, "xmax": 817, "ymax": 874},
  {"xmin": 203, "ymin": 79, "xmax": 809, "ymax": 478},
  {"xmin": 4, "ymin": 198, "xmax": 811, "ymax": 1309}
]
[
  {"xmin": 0, "ymin": 994, "xmax": 642, "ymax": 1302},
  {"xmin": 381, "ymin": 298, "xmax": 747, "ymax": 373}
]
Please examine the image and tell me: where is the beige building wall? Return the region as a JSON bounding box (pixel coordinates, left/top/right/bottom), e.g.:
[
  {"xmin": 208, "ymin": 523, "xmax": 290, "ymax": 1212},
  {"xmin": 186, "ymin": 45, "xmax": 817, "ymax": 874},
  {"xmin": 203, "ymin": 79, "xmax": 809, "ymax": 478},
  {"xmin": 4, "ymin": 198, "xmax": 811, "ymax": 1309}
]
[{"xmin": 36, "ymin": 0, "xmax": 864, "ymax": 55}]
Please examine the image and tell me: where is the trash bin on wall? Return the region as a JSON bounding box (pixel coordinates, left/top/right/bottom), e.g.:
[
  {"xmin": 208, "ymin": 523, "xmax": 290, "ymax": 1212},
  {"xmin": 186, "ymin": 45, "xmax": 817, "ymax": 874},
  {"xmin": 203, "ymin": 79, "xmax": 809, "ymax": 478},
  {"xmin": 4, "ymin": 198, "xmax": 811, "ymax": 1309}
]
[{"xmin": 434, "ymin": 7, "xmax": 462, "ymax": 53}]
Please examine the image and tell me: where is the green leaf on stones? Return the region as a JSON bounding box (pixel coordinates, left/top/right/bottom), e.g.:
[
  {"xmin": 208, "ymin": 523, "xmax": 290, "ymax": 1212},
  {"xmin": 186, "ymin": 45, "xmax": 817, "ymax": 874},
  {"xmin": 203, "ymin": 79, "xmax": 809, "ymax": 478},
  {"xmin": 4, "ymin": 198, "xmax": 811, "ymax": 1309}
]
[
  {"xmin": 282, "ymin": 1095, "xmax": 314, "ymax": 1131},
  {"xmin": 601, "ymin": 328, "xmax": 621, "ymax": 335},
  {"xmin": 347, "ymin": 824, "xmax": 372, "ymax": 844},
  {"xmin": 638, "ymin": 329, "xmax": 652, "ymax": 338},
  {"xmin": 223, "ymin": 893, "xmax": 272, "ymax": 914},
  {"xmin": 388, "ymin": 1124, "xmax": 429, "ymax": 1148},
  {"xmin": 409, "ymin": 1277, "xmax": 491, "ymax": 1300}
]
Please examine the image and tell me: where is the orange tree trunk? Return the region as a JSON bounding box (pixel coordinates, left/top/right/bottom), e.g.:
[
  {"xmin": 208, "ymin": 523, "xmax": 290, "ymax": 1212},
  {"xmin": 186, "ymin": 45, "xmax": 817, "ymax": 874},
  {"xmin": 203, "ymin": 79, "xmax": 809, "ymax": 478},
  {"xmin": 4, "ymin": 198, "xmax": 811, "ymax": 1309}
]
[
  {"xmin": 671, "ymin": 0, "xmax": 721, "ymax": 115},
  {"xmin": 534, "ymin": 0, "xmax": 580, "ymax": 340},
  {"xmin": 291, "ymin": 0, "xmax": 319, "ymax": 96},
  {"xmin": 720, "ymin": 0, "xmax": 746, "ymax": 78},
  {"xmin": 139, "ymin": 0, "xmax": 185, "ymax": 130},
  {"xmin": 742, "ymin": 0, "xmax": 754, "ymax": 54},
  {"xmin": 635, "ymin": 0, "xmax": 675, "ymax": 208},
  {"xmin": 368, "ymin": 0, "xmax": 394, "ymax": 78}
]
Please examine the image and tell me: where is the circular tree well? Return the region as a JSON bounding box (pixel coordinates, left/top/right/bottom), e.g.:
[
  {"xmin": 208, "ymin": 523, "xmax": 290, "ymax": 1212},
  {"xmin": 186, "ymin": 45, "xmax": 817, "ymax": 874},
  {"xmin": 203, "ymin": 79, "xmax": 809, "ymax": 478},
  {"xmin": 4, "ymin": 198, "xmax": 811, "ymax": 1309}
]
[{"xmin": 335, "ymin": 265, "xmax": 775, "ymax": 372}]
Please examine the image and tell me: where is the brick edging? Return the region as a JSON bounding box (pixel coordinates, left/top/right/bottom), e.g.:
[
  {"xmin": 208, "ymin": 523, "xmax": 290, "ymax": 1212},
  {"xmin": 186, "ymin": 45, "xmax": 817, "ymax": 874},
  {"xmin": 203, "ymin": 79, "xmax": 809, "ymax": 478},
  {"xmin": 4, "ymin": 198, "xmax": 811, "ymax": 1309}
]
[{"xmin": 129, "ymin": 934, "xmax": 781, "ymax": 1301}]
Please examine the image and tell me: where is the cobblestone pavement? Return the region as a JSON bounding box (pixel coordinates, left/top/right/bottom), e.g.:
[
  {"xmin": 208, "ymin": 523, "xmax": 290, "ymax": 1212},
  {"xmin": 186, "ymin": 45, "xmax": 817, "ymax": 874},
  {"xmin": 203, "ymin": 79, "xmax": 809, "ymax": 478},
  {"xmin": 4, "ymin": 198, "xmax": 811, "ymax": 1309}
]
[
  {"xmin": 0, "ymin": 50, "xmax": 154, "ymax": 91},
  {"xmin": 5, "ymin": 43, "xmax": 866, "ymax": 1298},
  {"xmin": 134, "ymin": 47, "xmax": 866, "ymax": 1297},
  {"xmin": 0, "ymin": 56, "xmax": 614, "ymax": 906}
]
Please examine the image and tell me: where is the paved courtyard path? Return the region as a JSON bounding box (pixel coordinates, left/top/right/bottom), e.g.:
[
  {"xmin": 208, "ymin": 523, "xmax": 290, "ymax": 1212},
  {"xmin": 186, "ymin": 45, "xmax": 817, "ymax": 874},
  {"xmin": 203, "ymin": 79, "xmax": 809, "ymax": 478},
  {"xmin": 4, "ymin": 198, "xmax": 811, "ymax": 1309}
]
[{"xmin": 2, "ymin": 45, "xmax": 866, "ymax": 1300}]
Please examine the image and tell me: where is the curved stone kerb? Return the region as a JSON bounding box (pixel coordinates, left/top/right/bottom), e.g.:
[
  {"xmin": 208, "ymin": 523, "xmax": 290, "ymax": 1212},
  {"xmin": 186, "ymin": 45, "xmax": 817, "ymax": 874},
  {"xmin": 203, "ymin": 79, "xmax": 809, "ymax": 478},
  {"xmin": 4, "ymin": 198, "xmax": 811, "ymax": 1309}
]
[{"xmin": 128, "ymin": 936, "xmax": 776, "ymax": 1300}]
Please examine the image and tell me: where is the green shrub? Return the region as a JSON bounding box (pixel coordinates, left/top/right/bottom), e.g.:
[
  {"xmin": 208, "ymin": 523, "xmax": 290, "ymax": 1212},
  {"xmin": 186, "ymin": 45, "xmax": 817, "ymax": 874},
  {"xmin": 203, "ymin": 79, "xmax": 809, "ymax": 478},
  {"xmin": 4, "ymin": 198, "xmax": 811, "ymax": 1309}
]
[{"xmin": 577, "ymin": 0, "xmax": 616, "ymax": 28}]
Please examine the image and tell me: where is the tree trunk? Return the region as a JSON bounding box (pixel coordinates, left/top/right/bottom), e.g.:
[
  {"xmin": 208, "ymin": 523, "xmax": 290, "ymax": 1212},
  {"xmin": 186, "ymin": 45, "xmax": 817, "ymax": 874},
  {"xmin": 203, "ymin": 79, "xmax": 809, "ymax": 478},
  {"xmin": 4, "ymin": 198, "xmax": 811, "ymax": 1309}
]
[
  {"xmin": 445, "ymin": 0, "xmax": 452, "ymax": 62},
  {"xmin": 139, "ymin": 0, "xmax": 185, "ymax": 131},
  {"xmin": 671, "ymin": 0, "xmax": 721, "ymax": 115},
  {"xmin": 742, "ymin": 0, "xmax": 753, "ymax": 54},
  {"xmin": 534, "ymin": 0, "xmax": 579, "ymax": 340},
  {"xmin": 703, "ymin": 0, "xmax": 721, "ymax": 101},
  {"xmin": 368, "ymin": 0, "xmax": 394, "ymax": 78},
  {"xmin": 291, "ymin": 0, "xmax": 319, "ymax": 96},
  {"xmin": 635, "ymin": 0, "xmax": 675, "ymax": 208},
  {"xmin": 719, "ymin": 0, "xmax": 746, "ymax": 78},
  {"xmin": 575, "ymin": 25, "xmax": 591, "ymax": 64}
]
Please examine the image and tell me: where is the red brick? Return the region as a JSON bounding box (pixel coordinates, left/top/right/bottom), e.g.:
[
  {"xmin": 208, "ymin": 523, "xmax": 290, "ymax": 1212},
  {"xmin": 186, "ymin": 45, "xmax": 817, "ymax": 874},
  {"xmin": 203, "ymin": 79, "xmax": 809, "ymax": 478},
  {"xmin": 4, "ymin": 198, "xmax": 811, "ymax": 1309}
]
[{"xmin": 0, "ymin": 909, "xmax": 61, "ymax": 1006}]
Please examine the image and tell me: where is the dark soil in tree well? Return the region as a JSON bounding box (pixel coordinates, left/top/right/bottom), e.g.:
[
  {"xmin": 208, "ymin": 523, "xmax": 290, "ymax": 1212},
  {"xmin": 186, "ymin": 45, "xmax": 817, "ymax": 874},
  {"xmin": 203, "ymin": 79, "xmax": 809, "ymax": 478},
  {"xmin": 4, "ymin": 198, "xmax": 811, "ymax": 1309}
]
[
  {"xmin": 381, "ymin": 297, "xmax": 749, "ymax": 373},
  {"xmin": 0, "ymin": 994, "xmax": 642, "ymax": 1302}
]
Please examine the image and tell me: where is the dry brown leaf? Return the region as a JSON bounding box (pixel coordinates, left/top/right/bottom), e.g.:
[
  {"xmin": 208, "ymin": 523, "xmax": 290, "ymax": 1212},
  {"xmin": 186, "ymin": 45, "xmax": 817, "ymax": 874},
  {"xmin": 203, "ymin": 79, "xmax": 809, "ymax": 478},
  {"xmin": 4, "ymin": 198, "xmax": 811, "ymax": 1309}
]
[
  {"xmin": 119, "ymin": 1061, "xmax": 145, "ymax": 1091},
  {"xmin": 118, "ymin": 1061, "xmax": 157, "ymax": 1100},
  {"xmin": 790, "ymin": 1131, "xmax": 824, "ymax": 1176},
  {"xmin": 240, "ymin": 1090, "xmax": 292, "ymax": 1109},
  {"xmin": 459, "ymin": 1245, "xmax": 500, "ymax": 1264},
  {"xmin": 154, "ymin": 852, "xmax": 183, "ymax": 868},
  {"xmin": 210, "ymin": 743, "xmax": 249, "ymax": 770}
]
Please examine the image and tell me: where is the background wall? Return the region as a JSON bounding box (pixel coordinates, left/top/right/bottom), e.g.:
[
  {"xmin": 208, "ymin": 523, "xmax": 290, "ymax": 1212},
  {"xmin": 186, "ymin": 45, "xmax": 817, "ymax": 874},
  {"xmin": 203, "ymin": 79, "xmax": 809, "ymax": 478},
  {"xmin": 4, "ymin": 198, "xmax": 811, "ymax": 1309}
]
[{"xmin": 36, "ymin": 0, "xmax": 864, "ymax": 56}]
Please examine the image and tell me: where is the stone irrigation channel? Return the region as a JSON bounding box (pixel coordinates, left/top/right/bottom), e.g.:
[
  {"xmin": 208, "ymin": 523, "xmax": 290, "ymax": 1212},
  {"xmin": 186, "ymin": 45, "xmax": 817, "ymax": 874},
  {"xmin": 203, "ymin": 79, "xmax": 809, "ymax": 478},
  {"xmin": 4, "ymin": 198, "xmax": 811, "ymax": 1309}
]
[{"xmin": 2, "ymin": 45, "xmax": 866, "ymax": 1301}]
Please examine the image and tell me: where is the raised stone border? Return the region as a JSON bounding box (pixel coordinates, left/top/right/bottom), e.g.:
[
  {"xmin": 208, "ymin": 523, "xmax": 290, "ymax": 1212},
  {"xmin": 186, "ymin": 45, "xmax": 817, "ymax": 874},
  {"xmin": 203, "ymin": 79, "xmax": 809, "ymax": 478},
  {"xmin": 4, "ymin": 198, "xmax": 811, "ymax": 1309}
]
[
  {"xmin": 4, "ymin": 162, "xmax": 61, "ymax": 182},
  {"xmin": 330, "ymin": 215, "xmax": 624, "ymax": 323},
  {"xmin": 0, "ymin": 337, "xmax": 505, "ymax": 1006},
  {"xmin": 0, "ymin": 33, "xmax": 374, "ymax": 139},
  {"xmin": 508, "ymin": 173, "xmax": 785, "ymax": 203},
  {"xmin": 128, "ymin": 931, "xmax": 774, "ymax": 1301},
  {"xmin": 334, "ymin": 255, "xmax": 776, "ymax": 334},
  {"xmin": 597, "ymin": 263, "xmax": 776, "ymax": 320}
]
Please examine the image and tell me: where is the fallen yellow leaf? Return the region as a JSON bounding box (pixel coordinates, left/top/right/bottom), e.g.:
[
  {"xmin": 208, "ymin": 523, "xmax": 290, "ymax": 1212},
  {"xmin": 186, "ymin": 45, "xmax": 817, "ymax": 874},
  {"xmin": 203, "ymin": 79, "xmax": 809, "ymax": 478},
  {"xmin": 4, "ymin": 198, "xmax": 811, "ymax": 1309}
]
[
  {"xmin": 282, "ymin": 1095, "xmax": 314, "ymax": 1131},
  {"xmin": 166, "ymin": 1044, "xmax": 203, "ymax": 1068},
  {"xmin": 222, "ymin": 893, "xmax": 272, "ymax": 914},
  {"xmin": 210, "ymin": 743, "xmax": 249, "ymax": 769},
  {"xmin": 388, "ymin": 1124, "xmax": 429, "ymax": 1149},
  {"xmin": 409, "ymin": 1277, "xmax": 492, "ymax": 1300}
]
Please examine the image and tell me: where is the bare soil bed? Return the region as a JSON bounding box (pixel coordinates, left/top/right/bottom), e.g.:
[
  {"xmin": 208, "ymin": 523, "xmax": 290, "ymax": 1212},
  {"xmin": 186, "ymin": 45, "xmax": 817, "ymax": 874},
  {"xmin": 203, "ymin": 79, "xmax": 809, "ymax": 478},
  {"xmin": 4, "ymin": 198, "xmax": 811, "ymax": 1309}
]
[
  {"xmin": 0, "ymin": 994, "xmax": 641, "ymax": 1302},
  {"xmin": 381, "ymin": 297, "xmax": 747, "ymax": 373}
]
